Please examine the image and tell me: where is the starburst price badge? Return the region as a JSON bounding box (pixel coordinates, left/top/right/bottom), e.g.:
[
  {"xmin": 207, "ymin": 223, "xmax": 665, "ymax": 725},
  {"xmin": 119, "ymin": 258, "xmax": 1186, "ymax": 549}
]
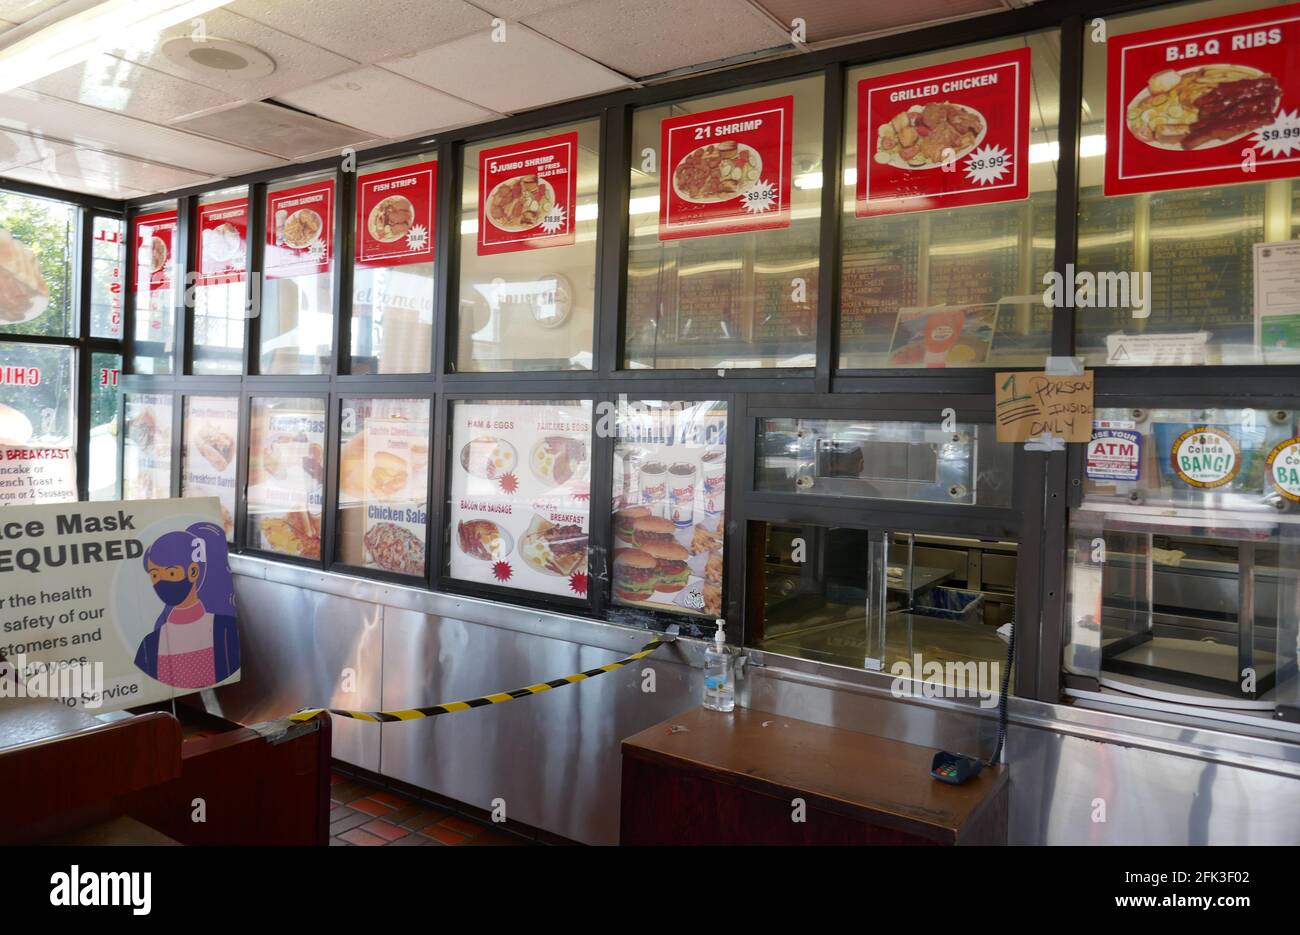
[
  {"xmin": 659, "ymin": 95, "xmax": 794, "ymax": 240},
  {"xmin": 856, "ymin": 47, "xmax": 1031, "ymax": 216},
  {"xmin": 355, "ymin": 160, "xmax": 437, "ymax": 269}
]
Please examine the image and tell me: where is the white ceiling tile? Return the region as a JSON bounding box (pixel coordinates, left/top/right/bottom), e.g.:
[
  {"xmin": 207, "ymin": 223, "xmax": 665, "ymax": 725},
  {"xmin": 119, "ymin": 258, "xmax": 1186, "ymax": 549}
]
[
  {"xmin": 23, "ymin": 147, "xmax": 212, "ymax": 192},
  {"xmin": 754, "ymin": 0, "xmax": 1004, "ymax": 43},
  {"xmin": 229, "ymin": 0, "xmax": 490, "ymax": 63},
  {"xmin": 0, "ymin": 89, "xmax": 284, "ymax": 176},
  {"xmin": 0, "ymin": 0, "xmax": 61, "ymax": 24},
  {"xmin": 2, "ymin": 164, "xmax": 151, "ymax": 200},
  {"xmin": 522, "ymin": 0, "xmax": 789, "ymax": 77},
  {"xmin": 275, "ymin": 66, "xmax": 497, "ymax": 139},
  {"xmin": 172, "ymin": 100, "xmax": 375, "ymax": 159},
  {"xmin": 24, "ymin": 54, "xmax": 239, "ymax": 123},
  {"xmin": 381, "ymin": 26, "xmax": 631, "ymax": 114},
  {"xmin": 112, "ymin": 9, "xmax": 358, "ymax": 101},
  {"xmin": 0, "ymin": 127, "xmax": 73, "ymax": 171},
  {"xmin": 472, "ymin": 0, "xmax": 587, "ymax": 17}
]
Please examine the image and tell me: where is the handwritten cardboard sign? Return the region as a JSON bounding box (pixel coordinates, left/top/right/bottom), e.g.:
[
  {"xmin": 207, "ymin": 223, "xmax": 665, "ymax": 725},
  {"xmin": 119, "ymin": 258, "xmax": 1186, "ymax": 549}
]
[{"xmin": 995, "ymin": 371, "xmax": 1094, "ymax": 443}]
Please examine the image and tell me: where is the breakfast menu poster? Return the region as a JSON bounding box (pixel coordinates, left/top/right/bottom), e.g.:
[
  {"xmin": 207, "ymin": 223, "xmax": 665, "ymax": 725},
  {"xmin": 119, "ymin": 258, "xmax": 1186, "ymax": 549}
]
[
  {"xmin": 611, "ymin": 401, "xmax": 727, "ymax": 618},
  {"xmin": 356, "ymin": 160, "xmax": 436, "ymax": 269},
  {"xmin": 448, "ymin": 401, "xmax": 591, "ymax": 598},
  {"xmin": 265, "ymin": 179, "xmax": 334, "ymax": 279},
  {"xmin": 856, "ymin": 47, "xmax": 1030, "ymax": 217},
  {"xmin": 1106, "ymin": 3, "xmax": 1300, "ymax": 196},
  {"xmin": 182, "ymin": 396, "xmax": 238, "ymax": 541},
  {"xmin": 478, "ymin": 132, "xmax": 577, "ymax": 256},
  {"xmin": 134, "ymin": 208, "xmax": 176, "ymax": 292},
  {"xmin": 194, "ymin": 198, "xmax": 247, "ymax": 286},
  {"xmin": 659, "ymin": 95, "xmax": 793, "ymax": 240}
]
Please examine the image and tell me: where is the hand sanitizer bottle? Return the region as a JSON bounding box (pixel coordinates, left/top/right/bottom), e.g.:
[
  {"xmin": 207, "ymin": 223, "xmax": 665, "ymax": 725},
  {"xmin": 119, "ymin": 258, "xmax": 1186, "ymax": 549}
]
[{"xmin": 703, "ymin": 619, "xmax": 735, "ymax": 712}]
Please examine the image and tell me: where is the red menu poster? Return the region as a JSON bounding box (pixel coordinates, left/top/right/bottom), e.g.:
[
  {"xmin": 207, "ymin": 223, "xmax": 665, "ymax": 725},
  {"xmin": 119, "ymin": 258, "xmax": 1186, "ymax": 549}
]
[
  {"xmin": 856, "ymin": 48, "xmax": 1031, "ymax": 217},
  {"xmin": 478, "ymin": 132, "xmax": 577, "ymax": 256},
  {"xmin": 659, "ymin": 95, "xmax": 793, "ymax": 240},
  {"xmin": 356, "ymin": 160, "xmax": 437, "ymax": 268},
  {"xmin": 134, "ymin": 208, "xmax": 176, "ymax": 292},
  {"xmin": 265, "ymin": 179, "xmax": 334, "ymax": 279},
  {"xmin": 195, "ymin": 197, "xmax": 247, "ymax": 286},
  {"xmin": 1106, "ymin": 3, "xmax": 1300, "ymax": 196}
]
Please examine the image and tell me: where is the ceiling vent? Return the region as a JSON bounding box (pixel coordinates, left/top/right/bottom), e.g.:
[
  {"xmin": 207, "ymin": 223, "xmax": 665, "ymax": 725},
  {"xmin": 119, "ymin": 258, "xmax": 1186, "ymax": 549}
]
[{"xmin": 171, "ymin": 100, "xmax": 371, "ymax": 159}]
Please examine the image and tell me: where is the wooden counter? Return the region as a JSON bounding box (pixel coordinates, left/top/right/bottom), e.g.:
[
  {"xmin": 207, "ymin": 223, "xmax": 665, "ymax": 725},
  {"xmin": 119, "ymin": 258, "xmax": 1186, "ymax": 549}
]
[{"xmin": 620, "ymin": 706, "xmax": 1008, "ymax": 845}]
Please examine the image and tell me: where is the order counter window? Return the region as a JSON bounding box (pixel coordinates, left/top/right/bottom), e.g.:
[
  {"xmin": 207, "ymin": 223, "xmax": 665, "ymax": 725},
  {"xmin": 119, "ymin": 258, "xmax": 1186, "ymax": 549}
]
[
  {"xmin": 88, "ymin": 352, "xmax": 120, "ymax": 501},
  {"xmin": 259, "ymin": 173, "xmax": 335, "ymax": 375},
  {"xmin": 246, "ymin": 396, "xmax": 325, "ymax": 559},
  {"xmin": 838, "ymin": 32, "xmax": 1060, "ymax": 370},
  {"xmin": 1076, "ymin": 0, "xmax": 1300, "ymax": 367},
  {"xmin": 455, "ymin": 122, "xmax": 598, "ymax": 372},
  {"xmin": 625, "ymin": 75, "xmax": 823, "ymax": 369},
  {"xmin": 755, "ymin": 416, "xmax": 1013, "ymax": 508},
  {"xmin": 131, "ymin": 201, "xmax": 178, "ymax": 375},
  {"xmin": 180, "ymin": 396, "xmax": 239, "ymax": 540},
  {"xmin": 1067, "ymin": 407, "xmax": 1300, "ymax": 711},
  {"xmin": 611, "ymin": 399, "xmax": 726, "ymax": 618},
  {"xmin": 446, "ymin": 399, "xmax": 591, "ymax": 598},
  {"xmin": 89, "ymin": 214, "xmax": 124, "ymax": 340},
  {"xmin": 192, "ymin": 188, "xmax": 248, "ymax": 376},
  {"xmin": 748, "ymin": 521, "xmax": 1016, "ymax": 692},
  {"xmin": 352, "ymin": 154, "xmax": 436, "ymax": 374},
  {"xmin": 337, "ymin": 397, "xmax": 431, "ymax": 577},
  {"xmin": 123, "ymin": 392, "xmax": 171, "ymax": 500}
]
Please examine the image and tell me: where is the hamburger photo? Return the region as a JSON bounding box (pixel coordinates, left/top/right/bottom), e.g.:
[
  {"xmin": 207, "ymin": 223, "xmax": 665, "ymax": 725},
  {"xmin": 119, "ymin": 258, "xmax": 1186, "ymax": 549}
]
[
  {"xmin": 613, "ymin": 549, "xmax": 657, "ymax": 603},
  {"xmin": 641, "ymin": 540, "xmax": 690, "ymax": 593},
  {"xmin": 369, "ymin": 450, "xmax": 409, "ymax": 499},
  {"xmin": 614, "ymin": 506, "xmax": 651, "ymax": 543},
  {"xmin": 630, "ymin": 515, "xmax": 676, "ymax": 550}
]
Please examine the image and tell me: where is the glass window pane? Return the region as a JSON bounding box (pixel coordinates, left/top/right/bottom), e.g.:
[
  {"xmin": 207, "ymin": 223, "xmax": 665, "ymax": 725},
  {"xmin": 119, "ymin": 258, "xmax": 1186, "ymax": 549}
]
[
  {"xmin": 247, "ymin": 397, "xmax": 325, "ymax": 558},
  {"xmin": 0, "ymin": 190, "xmax": 76, "ymax": 338},
  {"xmin": 88, "ymin": 352, "xmax": 121, "ymax": 501},
  {"xmin": 90, "ymin": 215, "xmax": 125, "ymax": 339},
  {"xmin": 124, "ymin": 392, "xmax": 172, "ymax": 500},
  {"xmin": 0, "ymin": 343, "xmax": 76, "ymax": 505},
  {"xmin": 337, "ymin": 397, "xmax": 431, "ymax": 576},
  {"xmin": 455, "ymin": 122, "xmax": 597, "ymax": 372},
  {"xmin": 352, "ymin": 155, "xmax": 436, "ymax": 374},
  {"xmin": 838, "ymin": 34, "xmax": 1060, "ymax": 368},
  {"xmin": 447, "ymin": 399, "xmax": 591, "ymax": 597},
  {"xmin": 193, "ymin": 189, "xmax": 249, "ymax": 375},
  {"xmin": 260, "ymin": 175, "xmax": 335, "ymax": 374},
  {"xmin": 132, "ymin": 203, "xmax": 178, "ymax": 374},
  {"xmin": 1076, "ymin": 0, "xmax": 1299, "ymax": 366},
  {"xmin": 181, "ymin": 396, "xmax": 239, "ymax": 540},
  {"xmin": 756, "ymin": 417, "xmax": 1013, "ymax": 508},
  {"xmin": 626, "ymin": 76, "xmax": 822, "ymax": 369},
  {"xmin": 612, "ymin": 400, "xmax": 727, "ymax": 618}
]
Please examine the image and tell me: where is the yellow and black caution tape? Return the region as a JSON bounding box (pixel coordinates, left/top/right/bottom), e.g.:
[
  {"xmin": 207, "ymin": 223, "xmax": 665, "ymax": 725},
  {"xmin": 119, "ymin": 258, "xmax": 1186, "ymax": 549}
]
[{"xmin": 288, "ymin": 636, "xmax": 669, "ymax": 723}]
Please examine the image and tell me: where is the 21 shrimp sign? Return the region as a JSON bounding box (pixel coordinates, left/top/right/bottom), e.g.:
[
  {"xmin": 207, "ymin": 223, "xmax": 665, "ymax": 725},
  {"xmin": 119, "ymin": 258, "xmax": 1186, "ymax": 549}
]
[
  {"xmin": 659, "ymin": 95, "xmax": 794, "ymax": 240},
  {"xmin": 856, "ymin": 47, "xmax": 1031, "ymax": 217}
]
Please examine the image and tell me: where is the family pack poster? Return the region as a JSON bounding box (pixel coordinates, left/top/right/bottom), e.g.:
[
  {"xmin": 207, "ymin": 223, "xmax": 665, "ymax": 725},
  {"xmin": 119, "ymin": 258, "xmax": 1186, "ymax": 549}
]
[
  {"xmin": 659, "ymin": 95, "xmax": 793, "ymax": 239},
  {"xmin": 856, "ymin": 47, "xmax": 1031, "ymax": 216},
  {"xmin": 133, "ymin": 208, "xmax": 176, "ymax": 292},
  {"xmin": 0, "ymin": 497, "xmax": 239, "ymax": 714},
  {"xmin": 478, "ymin": 132, "xmax": 577, "ymax": 256},
  {"xmin": 265, "ymin": 179, "xmax": 334, "ymax": 279},
  {"xmin": 356, "ymin": 160, "xmax": 437, "ymax": 268},
  {"xmin": 194, "ymin": 197, "xmax": 247, "ymax": 286},
  {"xmin": 1106, "ymin": 3, "xmax": 1300, "ymax": 196}
]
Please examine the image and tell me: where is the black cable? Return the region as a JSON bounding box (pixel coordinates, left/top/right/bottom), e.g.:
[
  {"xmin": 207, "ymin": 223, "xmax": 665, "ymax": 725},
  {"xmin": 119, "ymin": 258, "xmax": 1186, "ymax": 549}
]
[{"xmin": 987, "ymin": 607, "xmax": 1015, "ymax": 767}]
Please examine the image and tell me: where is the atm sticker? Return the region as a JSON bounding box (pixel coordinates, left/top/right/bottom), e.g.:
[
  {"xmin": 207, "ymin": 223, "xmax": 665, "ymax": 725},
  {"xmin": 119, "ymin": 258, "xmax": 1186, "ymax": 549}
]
[{"xmin": 1086, "ymin": 427, "xmax": 1142, "ymax": 482}]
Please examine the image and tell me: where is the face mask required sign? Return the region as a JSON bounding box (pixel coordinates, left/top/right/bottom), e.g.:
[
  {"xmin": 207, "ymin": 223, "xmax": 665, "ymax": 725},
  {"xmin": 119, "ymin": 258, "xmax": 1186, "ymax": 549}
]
[{"xmin": 0, "ymin": 497, "xmax": 239, "ymax": 713}]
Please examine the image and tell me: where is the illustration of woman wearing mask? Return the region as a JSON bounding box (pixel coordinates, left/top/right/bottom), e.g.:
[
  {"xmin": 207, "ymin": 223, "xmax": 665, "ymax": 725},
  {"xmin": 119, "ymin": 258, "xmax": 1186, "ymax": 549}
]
[{"xmin": 134, "ymin": 522, "xmax": 240, "ymax": 689}]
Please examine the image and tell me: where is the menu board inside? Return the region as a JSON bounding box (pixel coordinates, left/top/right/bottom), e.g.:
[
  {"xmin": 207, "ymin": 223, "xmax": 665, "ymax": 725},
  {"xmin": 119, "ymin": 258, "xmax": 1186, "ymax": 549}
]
[
  {"xmin": 612, "ymin": 401, "xmax": 726, "ymax": 618},
  {"xmin": 181, "ymin": 396, "xmax": 238, "ymax": 540},
  {"xmin": 448, "ymin": 400, "xmax": 591, "ymax": 598},
  {"xmin": 123, "ymin": 393, "xmax": 172, "ymax": 501},
  {"xmin": 247, "ymin": 397, "xmax": 325, "ymax": 559}
]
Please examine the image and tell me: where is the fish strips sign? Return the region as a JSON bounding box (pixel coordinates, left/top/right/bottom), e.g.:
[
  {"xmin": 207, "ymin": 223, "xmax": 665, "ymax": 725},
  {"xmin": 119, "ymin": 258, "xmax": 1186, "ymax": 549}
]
[{"xmin": 1106, "ymin": 3, "xmax": 1300, "ymax": 196}]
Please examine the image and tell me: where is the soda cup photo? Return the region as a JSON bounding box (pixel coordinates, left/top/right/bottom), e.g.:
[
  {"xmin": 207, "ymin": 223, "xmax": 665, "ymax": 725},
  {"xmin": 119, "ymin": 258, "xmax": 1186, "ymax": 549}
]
[
  {"xmin": 638, "ymin": 460, "xmax": 668, "ymax": 516},
  {"xmin": 668, "ymin": 461, "xmax": 696, "ymax": 527}
]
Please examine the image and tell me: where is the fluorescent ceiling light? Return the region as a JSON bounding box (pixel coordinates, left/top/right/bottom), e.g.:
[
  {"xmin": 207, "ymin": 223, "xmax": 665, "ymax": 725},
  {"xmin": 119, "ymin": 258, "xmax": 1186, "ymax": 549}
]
[{"xmin": 0, "ymin": 0, "xmax": 232, "ymax": 94}]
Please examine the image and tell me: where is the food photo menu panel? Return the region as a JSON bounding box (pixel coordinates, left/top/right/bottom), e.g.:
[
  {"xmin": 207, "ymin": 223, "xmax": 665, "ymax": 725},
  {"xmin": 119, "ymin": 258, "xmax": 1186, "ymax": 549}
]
[
  {"xmin": 448, "ymin": 400, "xmax": 591, "ymax": 598},
  {"xmin": 612, "ymin": 400, "xmax": 726, "ymax": 618}
]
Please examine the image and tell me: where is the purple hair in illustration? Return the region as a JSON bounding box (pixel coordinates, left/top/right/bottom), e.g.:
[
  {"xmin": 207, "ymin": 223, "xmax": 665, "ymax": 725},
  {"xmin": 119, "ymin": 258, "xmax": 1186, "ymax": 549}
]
[{"xmin": 142, "ymin": 522, "xmax": 235, "ymax": 633}]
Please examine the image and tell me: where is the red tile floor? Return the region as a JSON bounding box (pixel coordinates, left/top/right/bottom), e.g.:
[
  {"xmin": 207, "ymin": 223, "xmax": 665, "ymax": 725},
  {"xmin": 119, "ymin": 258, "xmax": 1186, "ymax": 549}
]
[{"xmin": 329, "ymin": 767, "xmax": 536, "ymax": 846}]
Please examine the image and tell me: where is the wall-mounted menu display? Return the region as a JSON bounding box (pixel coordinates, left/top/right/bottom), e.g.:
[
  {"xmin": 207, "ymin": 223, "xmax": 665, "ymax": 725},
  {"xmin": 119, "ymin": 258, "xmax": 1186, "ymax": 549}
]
[
  {"xmin": 195, "ymin": 198, "xmax": 247, "ymax": 285},
  {"xmin": 356, "ymin": 161, "xmax": 436, "ymax": 268},
  {"xmin": 247, "ymin": 397, "xmax": 325, "ymax": 559},
  {"xmin": 659, "ymin": 95, "xmax": 793, "ymax": 240},
  {"xmin": 265, "ymin": 180, "xmax": 334, "ymax": 279},
  {"xmin": 754, "ymin": 224, "xmax": 817, "ymax": 346},
  {"xmin": 133, "ymin": 208, "xmax": 176, "ymax": 373},
  {"xmin": 448, "ymin": 400, "xmax": 591, "ymax": 598},
  {"xmin": 134, "ymin": 208, "xmax": 175, "ymax": 293},
  {"xmin": 123, "ymin": 393, "xmax": 172, "ymax": 501},
  {"xmin": 856, "ymin": 48, "xmax": 1031, "ymax": 216},
  {"xmin": 612, "ymin": 401, "xmax": 726, "ymax": 618},
  {"xmin": 477, "ymin": 132, "xmax": 577, "ymax": 256},
  {"xmin": 181, "ymin": 396, "xmax": 238, "ymax": 540},
  {"xmin": 839, "ymin": 214, "xmax": 921, "ymax": 358},
  {"xmin": 673, "ymin": 238, "xmax": 746, "ymax": 346},
  {"xmin": 1106, "ymin": 2, "xmax": 1300, "ymax": 196}
]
